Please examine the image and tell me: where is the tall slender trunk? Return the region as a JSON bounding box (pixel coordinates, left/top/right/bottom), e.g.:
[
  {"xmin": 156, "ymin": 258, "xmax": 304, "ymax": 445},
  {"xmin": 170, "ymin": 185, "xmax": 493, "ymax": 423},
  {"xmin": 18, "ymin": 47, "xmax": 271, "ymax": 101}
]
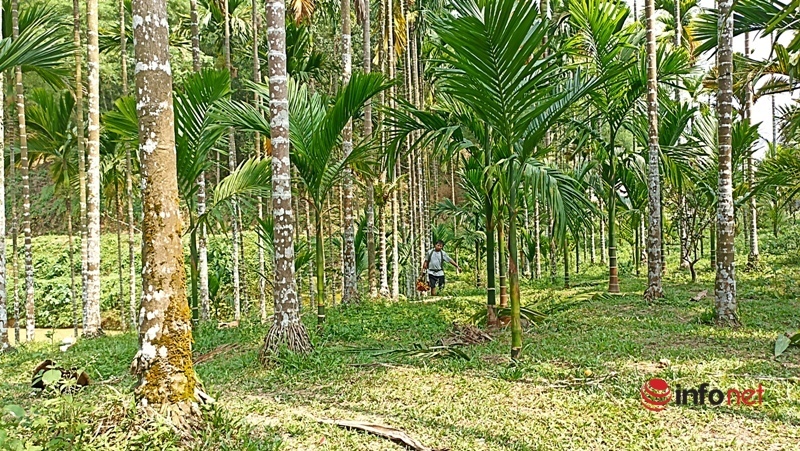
[
  {"xmin": 744, "ymin": 34, "xmax": 759, "ymax": 269},
  {"xmin": 523, "ymin": 196, "xmax": 531, "ymax": 278},
  {"xmin": 484, "ymin": 195, "xmax": 497, "ymax": 325},
  {"xmin": 84, "ymin": 0, "xmax": 103, "ymax": 337},
  {"xmin": 387, "ymin": 0, "xmax": 399, "ymax": 300},
  {"xmin": 590, "ymin": 221, "xmax": 596, "ymax": 264},
  {"xmin": 714, "ymin": 0, "xmax": 738, "ymax": 325},
  {"xmin": 260, "ymin": 0, "xmax": 312, "ymax": 355},
  {"xmin": 72, "ymin": 0, "xmax": 89, "ymax": 334},
  {"xmin": 379, "ymin": 200, "xmax": 389, "ymax": 296},
  {"xmin": 607, "ymin": 185, "xmax": 620, "ymax": 293},
  {"xmin": 66, "ymin": 193, "xmax": 78, "ymax": 338},
  {"xmin": 252, "ymin": 0, "xmax": 266, "ymax": 322},
  {"xmin": 549, "ymin": 214, "xmax": 557, "ymax": 283},
  {"xmin": 710, "ymin": 222, "xmax": 716, "ymax": 269},
  {"xmin": 364, "ymin": 10, "xmax": 376, "ymax": 298},
  {"xmin": 391, "ymin": 167, "xmax": 400, "ymax": 299},
  {"xmin": 130, "ymin": 0, "xmax": 201, "ymax": 409},
  {"xmin": 12, "ymin": 0, "xmax": 35, "ymax": 342},
  {"xmin": 0, "ymin": 66, "xmax": 7, "ymax": 352},
  {"xmin": 315, "ymin": 211, "xmax": 325, "ymax": 325},
  {"xmin": 498, "ymin": 221, "xmax": 508, "ymax": 308},
  {"xmin": 8, "ymin": 86, "xmax": 19, "ymax": 344},
  {"xmin": 341, "ymin": 0, "xmax": 358, "ymax": 303},
  {"xmin": 644, "ymin": 0, "xmax": 664, "ymax": 300},
  {"xmin": 563, "ymin": 240, "xmax": 570, "ymax": 289},
  {"xmin": 507, "ymin": 195, "xmax": 522, "ymax": 360},
  {"xmin": 534, "ymin": 199, "xmax": 541, "ymax": 277},
  {"xmin": 115, "ymin": 192, "xmax": 126, "ymax": 330},
  {"xmin": 600, "ymin": 211, "xmax": 606, "ymax": 264},
  {"xmin": 223, "ymin": 0, "xmax": 242, "ymax": 321},
  {"xmin": 120, "ymin": 0, "xmax": 137, "ymax": 329}
]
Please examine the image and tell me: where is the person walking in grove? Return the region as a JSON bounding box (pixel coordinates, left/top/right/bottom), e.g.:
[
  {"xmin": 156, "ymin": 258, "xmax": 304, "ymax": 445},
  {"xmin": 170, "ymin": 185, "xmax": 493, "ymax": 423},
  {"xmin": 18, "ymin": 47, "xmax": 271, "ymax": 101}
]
[{"xmin": 422, "ymin": 240, "xmax": 461, "ymax": 296}]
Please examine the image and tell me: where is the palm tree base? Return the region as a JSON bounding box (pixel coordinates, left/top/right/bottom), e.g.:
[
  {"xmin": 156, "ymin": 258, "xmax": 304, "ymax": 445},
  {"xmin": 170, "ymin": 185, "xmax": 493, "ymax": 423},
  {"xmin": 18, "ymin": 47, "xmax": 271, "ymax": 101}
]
[
  {"xmin": 82, "ymin": 328, "xmax": 105, "ymax": 339},
  {"xmin": 643, "ymin": 285, "xmax": 664, "ymax": 301},
  {"xmin": 259, "ymin": 319, "xmax": 312, "ymax": 362}
]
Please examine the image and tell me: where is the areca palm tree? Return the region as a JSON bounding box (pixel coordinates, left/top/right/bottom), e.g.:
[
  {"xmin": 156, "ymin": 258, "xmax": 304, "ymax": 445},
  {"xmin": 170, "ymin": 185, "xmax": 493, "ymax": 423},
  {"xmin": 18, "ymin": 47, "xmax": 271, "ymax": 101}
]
[
  {"xmin": 568, "ymin": 0, "xmax": 690, "ymax": 293},
  {"xmin": 212, "ymin": 73, "xmax": 389, "ymax": 326},
  {"xmin": 430, "ymin": 0, "xmax": 596, "ymax": 358}
]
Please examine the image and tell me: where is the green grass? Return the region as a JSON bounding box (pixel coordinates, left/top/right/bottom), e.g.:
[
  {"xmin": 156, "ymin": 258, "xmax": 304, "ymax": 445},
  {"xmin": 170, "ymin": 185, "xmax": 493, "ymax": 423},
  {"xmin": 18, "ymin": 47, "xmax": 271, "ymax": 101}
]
[{"xmin": 1, "ymin": 233, "xmax": 800, "ymax": 450}]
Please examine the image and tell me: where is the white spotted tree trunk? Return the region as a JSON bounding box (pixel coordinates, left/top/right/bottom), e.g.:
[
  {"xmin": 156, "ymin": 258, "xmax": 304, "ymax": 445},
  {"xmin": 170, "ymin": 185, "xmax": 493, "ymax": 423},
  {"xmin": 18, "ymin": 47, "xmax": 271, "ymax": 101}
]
[
  {"xmin": 714, "ymin": 0, "xmax": 738, "ymax": 325},
  {"xmin": 12, "ymin": 0, "xmax": 34, "ymax": 342},
  {"xmin": 341, "ymin": 0, "xmax": 358, "ymax": 303},
  {"xmin": 260, "ymin": 0, "xmax": 311, "ymax": 356},
  {"xmin": 643, "ymin": 0, "xmax": 663, "ymax": 300},
  {"xmin": 130, "ymin": 0, "xmax": 201, "ymax": 414},
  {"xmin": 0, "ymin": 66, "xmax": 7, "ymax": 352},
  {"xmin": 84, "ymin": 0, "xmax": 103, "ymax": 337}
]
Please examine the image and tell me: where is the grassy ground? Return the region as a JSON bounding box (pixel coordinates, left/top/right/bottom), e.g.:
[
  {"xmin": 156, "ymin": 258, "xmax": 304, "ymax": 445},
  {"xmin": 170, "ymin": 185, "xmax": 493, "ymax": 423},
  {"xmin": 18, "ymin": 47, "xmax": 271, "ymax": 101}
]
[{"xmin": 1, "ymin": 237, "xmax": 799, "ymax": 450}]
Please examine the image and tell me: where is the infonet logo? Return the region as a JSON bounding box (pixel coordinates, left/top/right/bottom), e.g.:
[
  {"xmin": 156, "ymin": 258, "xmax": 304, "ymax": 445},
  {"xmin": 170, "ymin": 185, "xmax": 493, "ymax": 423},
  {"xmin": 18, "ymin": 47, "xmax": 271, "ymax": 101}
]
[{"xmin": 640, "ymin": 378, "xmax": 764, "ymax": 412}]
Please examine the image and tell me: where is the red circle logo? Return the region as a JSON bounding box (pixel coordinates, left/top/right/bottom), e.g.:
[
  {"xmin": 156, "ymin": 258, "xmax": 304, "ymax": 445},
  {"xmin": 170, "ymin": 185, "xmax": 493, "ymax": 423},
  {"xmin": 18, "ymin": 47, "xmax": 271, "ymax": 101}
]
[{"xmin": 641, "ymin": 378, "xmax": 672, "ymax": 412}]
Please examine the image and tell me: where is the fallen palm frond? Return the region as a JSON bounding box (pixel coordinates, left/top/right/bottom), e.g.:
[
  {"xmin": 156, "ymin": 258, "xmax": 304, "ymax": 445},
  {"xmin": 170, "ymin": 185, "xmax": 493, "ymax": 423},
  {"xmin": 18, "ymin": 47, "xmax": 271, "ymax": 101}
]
[
  {"xmin": 468, "ymin": 306, "xmax": 546, "ymax": 327},
  {"xmin": 439, "ymin": 322, "xmax": 493, "ymax": 346},
  {"xmin": 193, "ymin": 343, "xmax": 244, "ymax": 364},
  {"xmin": 318, "ymin": 419, "xmax": 446, "ymax": 451},
  {"xmin": 343, "ymin": 343, "xmax": 471, "ymax": 361}
]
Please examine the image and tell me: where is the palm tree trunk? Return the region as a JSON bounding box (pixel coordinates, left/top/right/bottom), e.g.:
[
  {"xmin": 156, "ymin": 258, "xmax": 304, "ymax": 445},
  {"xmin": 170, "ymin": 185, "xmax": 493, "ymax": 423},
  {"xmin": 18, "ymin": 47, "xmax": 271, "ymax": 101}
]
[
  {"xmin": 84, "ymin": 0, "xmax": 103, "ymax": 337},
  {"xmin": 644, "ymin": 0, "xmax": 664, "ymax": 300},
  {"xmin": 563, "ymin": 240, "xmax": 570, "ymax": 289},
  {"xmin": 115, "ymin": 192, "xmax": 126, "ymax": 330},
  {"xmin": 251, "ymin": 0, "xmax": 266, "ymax": 322},
  {"xmin": 710, "ymin": 222, "xmax": 716, "ymax": 269},
  {"xmin": 744, "ymin": 34, "xmax": 759, "ymax": 269},
  {"xmin": 600, "ymin": 209, "xmax": 606, "ymax": 264},
  {"xmin": 379, "ymin": 200, "xmax": 389, "ymax": 296},
  {"xmin": 120, "ymin": 0, "xmax": 137, "ymax": 329},
  {"xmin": 507, "ymin": 195, "xmax": 522, "ymax": 360},
  {"xmin": 12, "ymin": 0, "xmax": 35, "ymax": 342},
  {"xmin": 590, "ymin": 221, "xmax": 596, "ymax": 264},
  {"xmin": 72, "ymin": 0, "xmax": 89, "ymax": 335},
  {"xmin": 607, "ymin": 186, "xmax": 620, "ymax": 293},
  {"xmin": 534, "ymin": 199, "xmax": 541, "ymax": 277},
  {"xmin": 523, "ymin": 196, "xmax": 531, "ymax": 278},
  {"xmin": 715, "ymin": 0, "xmax": 738, "ymax": 325},
  {"xmin": 341, "ymin": 0, "xmax": 358, "ymax": 304},
  {"xmin": 130, "ymin": 0, "xmax": 200, "ymax": 408},
  {"xmin": 260, "ymin": 0, "xmax": 312, "ymax": 355},
  {"xmin": 8, "ymin": 89, "xmax": 19, "ymax": 344},
  {"xmin": 391, "ymin": 167, "xmax": 400, "ymax": 300},
  {"xmin": 0, "ymin": 67, "xmax": 7, "ymax": 352},
  {"xmin": 484, "ymin": 194, "xmax": 497, "ymax": 325},
  {"xmin": 549, "ymin": 214, "xmax": 557, "ymax": 283},
  {"xmin": 363, "ymin": 9, "xmax": 376, "ymax": 298},
  {"xmin": 498, "ymin": 221, "xmax": 508, "ymax": 308},
  {"xmin": 65, "ymin": 192, "xmax": 79, "ymax": 339},
  {"xmin": 315, "ymin": 210, "xmax": 325, "ymax": 325}
]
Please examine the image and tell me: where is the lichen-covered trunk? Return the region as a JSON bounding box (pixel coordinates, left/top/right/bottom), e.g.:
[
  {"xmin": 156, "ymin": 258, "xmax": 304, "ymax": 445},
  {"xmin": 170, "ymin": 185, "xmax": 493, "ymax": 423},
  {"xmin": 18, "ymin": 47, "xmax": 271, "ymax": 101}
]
[
  {"xmin": 72, "ymin": 0, "xmax": 89, "ymax": 333},
  {"xmin": 714, "ymin": 0, "xmax": 738, "ymax": 325},
  {"xmin": 8, "ymin": 83, "xmax": 19, "ymax": 344},
  {"xmin": 130, "ymin": 0, "xmax": 199, "ymax": 412},
  {"xmin": 523, "ymin": 197, "xmax": 531, "ymax": 278},
  {"xmin": 364, "ymin": 12, "xmax": 376, "ymax": 298},
  {"xmin": 12, "ymin": 0, "xmax": 34, "ymax": 342},
  {"xmin": 379, "ymin": 201, "xmax": 389, "ymax": 297},
  {"xmin": 744, "ymin": 33, "xmax": 759, "ymax": 269},
  {"xmin": 84, "ymin": 0, "xmax": 103, "ymax": 337},
  {"xmin": 563, "ymin": 240, "xmax": 570, "ymax": 289},
  {"xmin": 121, "ymin": 0, "xmax": 137, "ymax": 330},
  {"xmin": 115, "ymin": 193, "xmax": 126, "ymax": 329},
  {"xmin": 252, "ymin": 0, "xmax": 266, "ymax": 322},
  {"xmin": 0, "ymin": 69, "xmax": 7, "ymax": 352},
  {"xmin": 391, "ymin": 180, "xmax": 400, "ymax": 300},
  {"xmin": 224, "ymin": 0, "xmax": 242, "ymax": 321},
  {"xmin": 534, "ymin": 199, "xmax": 541, "ymax": 278},
  {"xmin": 260, "ymin": 0, "xmax": 311, "ymax": 356},
  {"xmin": 341, "ymin": 0, "xmax": 357, "ymax": 304},
  {"xmin": 590, "ymin": 222, "xmax": 596, "ymax": 264},
  {"xmin": 66, "ymin": 193, "xmax": 78, "ymax": 338},
  {"xmin": 599, "ymin": 212, "xmax": 606, "ymax": 264},
  {"xmin": 644, "ymin": 0, "xmax": 664, "ymax": 300}
]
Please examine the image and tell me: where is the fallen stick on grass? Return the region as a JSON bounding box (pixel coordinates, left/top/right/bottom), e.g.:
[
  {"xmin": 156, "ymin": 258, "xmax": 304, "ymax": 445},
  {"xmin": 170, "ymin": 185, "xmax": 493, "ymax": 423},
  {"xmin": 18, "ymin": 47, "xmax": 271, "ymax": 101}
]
[{"xmin": 318, "ymin": 419, "xmax": 444, "ymax": 450}]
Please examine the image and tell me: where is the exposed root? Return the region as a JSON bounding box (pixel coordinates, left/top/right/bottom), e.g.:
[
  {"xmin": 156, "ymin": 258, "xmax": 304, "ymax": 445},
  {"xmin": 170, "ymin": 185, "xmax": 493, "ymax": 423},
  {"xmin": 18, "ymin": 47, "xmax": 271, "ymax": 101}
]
[
  {"xmin": 259, "ymin": 320, "xmax": 312, "ymax": 364},
  {"xmin": 82, "ymin": 328, "xmax": 105, "ymax": 339},
  {"xmin": 643, "ymin": 285, "xmax": 664, "ymax": 302}
]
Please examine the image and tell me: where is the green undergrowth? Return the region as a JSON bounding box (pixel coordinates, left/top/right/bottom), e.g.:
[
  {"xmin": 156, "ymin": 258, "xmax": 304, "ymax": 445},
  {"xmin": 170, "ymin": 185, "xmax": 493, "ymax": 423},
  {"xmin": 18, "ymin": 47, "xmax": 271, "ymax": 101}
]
[{"xmin": 2, "ymin": 236, "xmax": 800, "ymax": 449}]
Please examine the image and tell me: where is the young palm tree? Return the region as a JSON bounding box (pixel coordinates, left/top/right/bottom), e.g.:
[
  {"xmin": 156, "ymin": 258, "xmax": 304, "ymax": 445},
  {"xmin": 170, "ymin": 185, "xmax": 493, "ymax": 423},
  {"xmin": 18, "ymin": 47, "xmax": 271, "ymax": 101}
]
[
  {"xmin": 129, "ymin": 0, "xmax": 203, "ymax": 415},
  {"xmin": 644, "ymin": 0, "xmax": 664, "ymax": 300},
  {"xmin": 213, "ymin": 73, "xmax": 389, "ymax": 327},
  {"xmin": 430, "ymin": 0, "xmax": 594, "ymax": 357},
  {"xmin": 714, "ymin": 0, "xmax": 739, "ymax": 326}
]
